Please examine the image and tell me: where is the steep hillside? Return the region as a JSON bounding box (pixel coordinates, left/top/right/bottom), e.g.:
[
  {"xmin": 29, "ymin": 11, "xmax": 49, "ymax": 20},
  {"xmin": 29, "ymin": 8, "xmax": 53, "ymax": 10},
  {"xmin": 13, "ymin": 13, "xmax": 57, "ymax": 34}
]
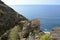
[{"xmin": 0, "ymin": 1, "xmax": 28, "ymax": 36}]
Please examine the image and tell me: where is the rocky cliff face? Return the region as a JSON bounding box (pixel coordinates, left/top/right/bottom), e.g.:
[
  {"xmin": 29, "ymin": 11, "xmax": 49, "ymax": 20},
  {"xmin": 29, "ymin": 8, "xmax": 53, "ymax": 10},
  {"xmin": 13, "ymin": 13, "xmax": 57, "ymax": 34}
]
[
  {"xmin": 0, "ymin": 1, "xmax": 41, "ymax": 40},
  {"xmin": 0, "ymin": 1, "xmax": 28, "ymax": 36}
]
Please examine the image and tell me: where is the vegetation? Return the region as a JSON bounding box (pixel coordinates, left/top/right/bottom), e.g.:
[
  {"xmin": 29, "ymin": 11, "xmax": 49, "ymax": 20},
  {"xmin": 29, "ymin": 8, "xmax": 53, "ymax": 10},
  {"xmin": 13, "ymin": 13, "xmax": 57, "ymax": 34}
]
[
  {"xmin": 40, "ymin": 33, "xmax": 51, "ymax": 40},
  {"xmin": 8, "ymin": 25, "xmax": 20, "ymax": 40}
]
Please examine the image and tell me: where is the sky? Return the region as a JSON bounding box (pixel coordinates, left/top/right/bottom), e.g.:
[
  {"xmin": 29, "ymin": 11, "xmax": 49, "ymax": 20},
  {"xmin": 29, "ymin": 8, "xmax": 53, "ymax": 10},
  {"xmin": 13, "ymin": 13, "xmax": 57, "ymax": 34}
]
[
  {"xmin": 1, "ymin": 0, "xmax": 60, "ymax": 5},
  {"xmin": 10, "ymin": 5, "xmax": 60, "ymax": 19}
]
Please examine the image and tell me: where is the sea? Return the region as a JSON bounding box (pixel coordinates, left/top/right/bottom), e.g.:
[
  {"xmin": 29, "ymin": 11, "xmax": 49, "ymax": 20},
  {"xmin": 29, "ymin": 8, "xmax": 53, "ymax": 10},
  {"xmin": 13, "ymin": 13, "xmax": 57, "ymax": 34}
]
[{"xmin": 9, "ymin": 5, "xmax": 60, "ymax": 32}]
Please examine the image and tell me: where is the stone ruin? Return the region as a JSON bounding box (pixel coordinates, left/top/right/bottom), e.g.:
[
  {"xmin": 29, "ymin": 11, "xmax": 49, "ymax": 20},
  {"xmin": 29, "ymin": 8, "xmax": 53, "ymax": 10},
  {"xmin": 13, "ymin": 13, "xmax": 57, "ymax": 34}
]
[{"xmin": 0, "ymin": 1, "xmax": 40, "ymax": 40}]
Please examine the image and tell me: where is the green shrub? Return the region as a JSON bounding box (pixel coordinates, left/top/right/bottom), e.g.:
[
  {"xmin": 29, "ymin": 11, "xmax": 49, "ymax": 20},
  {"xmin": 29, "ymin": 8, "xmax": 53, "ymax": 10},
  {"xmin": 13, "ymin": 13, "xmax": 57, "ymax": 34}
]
[
  {"xmin": 8, "ymin": 25, "xmax": 20, "ymax": 40},
  {"xmin": 40, "ymin": 33, "xmax": 50, "ymax": 40}
]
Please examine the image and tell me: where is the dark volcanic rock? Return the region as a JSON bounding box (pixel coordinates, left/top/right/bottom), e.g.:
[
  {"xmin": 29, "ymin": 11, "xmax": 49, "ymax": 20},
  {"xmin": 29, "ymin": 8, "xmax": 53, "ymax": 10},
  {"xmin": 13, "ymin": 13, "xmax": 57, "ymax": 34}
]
[{"xmin": 0, "ymin": 1, "xmax": 28, "ymax": 36}]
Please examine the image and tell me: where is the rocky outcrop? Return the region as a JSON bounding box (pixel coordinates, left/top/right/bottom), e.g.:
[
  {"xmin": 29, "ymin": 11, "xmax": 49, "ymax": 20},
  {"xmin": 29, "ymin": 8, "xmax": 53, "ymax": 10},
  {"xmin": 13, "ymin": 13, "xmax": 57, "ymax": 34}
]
[{"xmin": 51, "ymin": 27, "xmax": 60, "ymax": 40}]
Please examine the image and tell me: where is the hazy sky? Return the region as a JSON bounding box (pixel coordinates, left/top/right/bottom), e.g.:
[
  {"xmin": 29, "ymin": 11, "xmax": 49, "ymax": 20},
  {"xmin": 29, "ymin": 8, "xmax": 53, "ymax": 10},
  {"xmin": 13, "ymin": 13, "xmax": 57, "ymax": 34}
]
[
  {"xmin": 2, "ymin": 0, "xmax": 60, "ymax": 5},
  {"xmin": 10, "ymin": 5, "xmax": 60, "ymax": 19}
]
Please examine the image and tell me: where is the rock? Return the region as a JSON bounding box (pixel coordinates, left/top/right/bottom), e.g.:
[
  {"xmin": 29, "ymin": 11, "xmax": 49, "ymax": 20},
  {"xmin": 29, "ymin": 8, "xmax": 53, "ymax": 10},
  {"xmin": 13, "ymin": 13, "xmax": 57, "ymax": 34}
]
[
  {"xmin": 21, "ymin": 21, "xmax": 30, "ymax": 38},
  {"xmin": 27, "ymin": 34, "xmax": 35, "ymax": 40},
  {"xmin": 51, "ymin": 27, "xmax": 60, "ymax": 40},
  {"xmin": 31, "ymin": 18, "xmax": 40, "ymax": 32},
  {"xmin": 35, "ymin": 34, "xmax": 40, "ymax": 40}
]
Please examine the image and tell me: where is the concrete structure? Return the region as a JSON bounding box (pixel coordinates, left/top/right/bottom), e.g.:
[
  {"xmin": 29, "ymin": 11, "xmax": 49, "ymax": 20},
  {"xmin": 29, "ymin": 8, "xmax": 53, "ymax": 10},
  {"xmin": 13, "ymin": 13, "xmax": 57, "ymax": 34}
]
[{"xmin": 51, "ymin": 27, "xmax": 60, "ymax": 40}]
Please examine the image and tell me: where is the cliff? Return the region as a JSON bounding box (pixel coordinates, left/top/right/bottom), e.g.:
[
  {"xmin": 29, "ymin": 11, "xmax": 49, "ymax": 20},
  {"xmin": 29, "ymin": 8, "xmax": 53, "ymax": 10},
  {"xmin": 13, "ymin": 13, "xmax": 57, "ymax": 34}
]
[
  {"xmin": 0, "ymin": 1, "xmax": 28, "ymax": 36},
  {"xmin": 0, "ymin": 1, "xmax": 41, "ymax": 40}
]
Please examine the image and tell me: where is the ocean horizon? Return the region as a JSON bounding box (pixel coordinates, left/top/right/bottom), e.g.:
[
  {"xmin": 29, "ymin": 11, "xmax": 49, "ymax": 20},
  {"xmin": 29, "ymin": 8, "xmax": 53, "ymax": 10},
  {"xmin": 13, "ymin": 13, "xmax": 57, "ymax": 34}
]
[{"xmin": 9, "ymin": 5, "xmax": 60, "ymax": 32}]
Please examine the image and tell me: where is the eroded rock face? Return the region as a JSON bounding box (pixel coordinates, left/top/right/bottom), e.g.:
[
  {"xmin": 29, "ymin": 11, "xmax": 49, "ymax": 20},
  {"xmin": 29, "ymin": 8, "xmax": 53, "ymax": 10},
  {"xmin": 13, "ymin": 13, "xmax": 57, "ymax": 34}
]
[
  {"xmin": 0, "ymin": 1, "xmax": 28, "ymax": 36},
  {"xmin": 20, "ymin": 19, "xmax": 40, "ymax": 40}
]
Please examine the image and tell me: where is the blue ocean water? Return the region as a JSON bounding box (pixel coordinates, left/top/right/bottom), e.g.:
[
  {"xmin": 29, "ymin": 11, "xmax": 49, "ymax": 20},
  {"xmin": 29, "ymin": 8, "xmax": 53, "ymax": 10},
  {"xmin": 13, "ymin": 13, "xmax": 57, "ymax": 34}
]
[{"xmin": 9, "ymin": 5, "xmax": 60, "ymax": 32}]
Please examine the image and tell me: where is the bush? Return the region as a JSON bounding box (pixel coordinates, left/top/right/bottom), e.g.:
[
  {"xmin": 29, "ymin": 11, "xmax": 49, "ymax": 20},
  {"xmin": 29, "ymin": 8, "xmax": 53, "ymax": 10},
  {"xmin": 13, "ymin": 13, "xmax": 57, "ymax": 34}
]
[
  {"xmin": 8, "ymin": 25, "xmax": 20, "ymax": 40},
  {"xmin": 40, "ymin": 33, "xmax": 50, "ymax": 40}
]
